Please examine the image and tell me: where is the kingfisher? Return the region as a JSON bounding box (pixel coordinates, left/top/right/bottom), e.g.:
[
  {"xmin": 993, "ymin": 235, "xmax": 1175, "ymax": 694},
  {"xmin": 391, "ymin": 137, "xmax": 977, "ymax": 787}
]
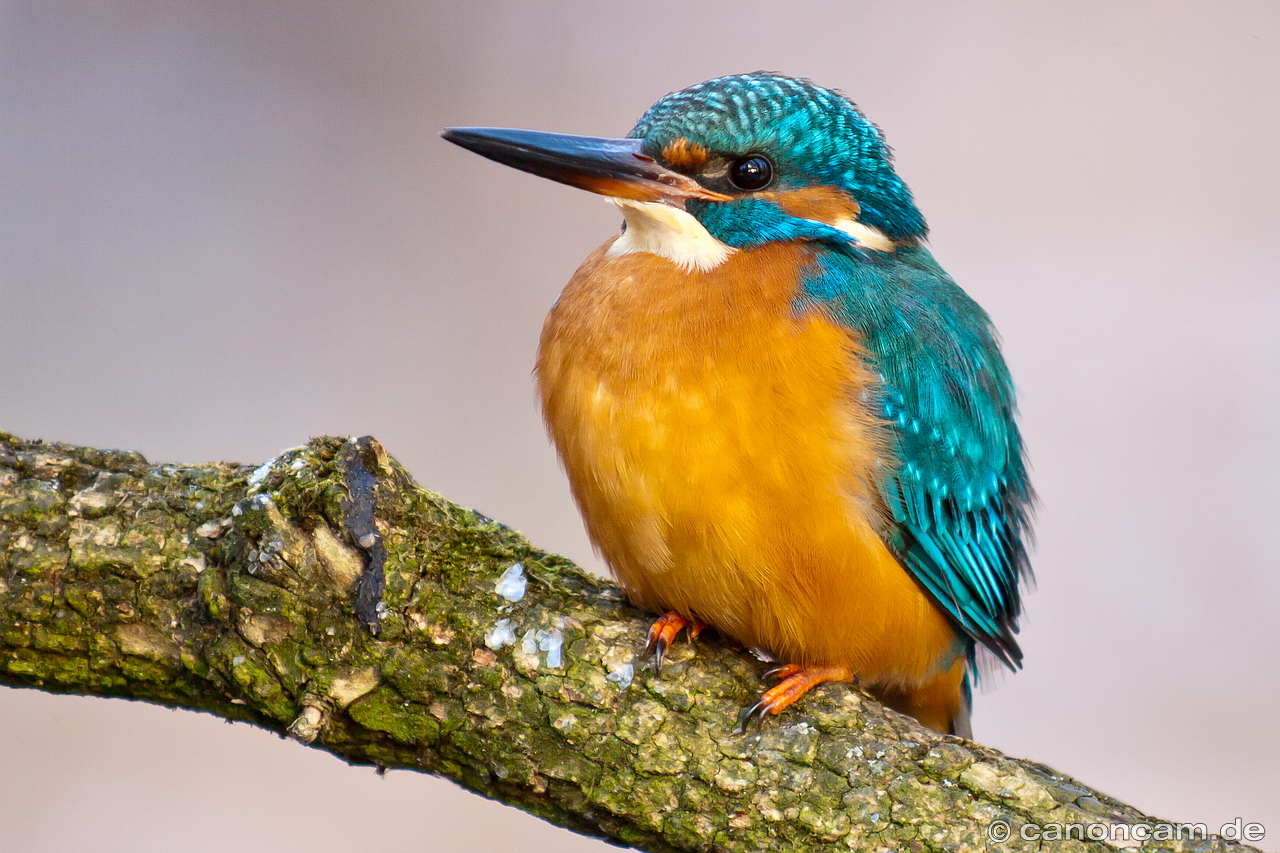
[{"xmin": 443, "ymin": 72, "xmax": 1032, "ymax": 737}]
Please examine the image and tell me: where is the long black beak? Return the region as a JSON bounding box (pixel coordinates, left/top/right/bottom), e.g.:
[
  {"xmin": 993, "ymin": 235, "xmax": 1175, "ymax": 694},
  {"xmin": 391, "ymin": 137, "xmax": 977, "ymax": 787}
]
[{"xmin": 441, "ymin": 127, "xmax": 729, "ymax": 204}]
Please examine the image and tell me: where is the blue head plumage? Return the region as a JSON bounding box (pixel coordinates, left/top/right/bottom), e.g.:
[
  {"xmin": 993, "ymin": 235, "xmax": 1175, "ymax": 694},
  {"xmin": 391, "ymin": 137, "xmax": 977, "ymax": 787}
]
[{"xmin": 630, "ymin": 72, "xmax": 927, "ymax": 244}]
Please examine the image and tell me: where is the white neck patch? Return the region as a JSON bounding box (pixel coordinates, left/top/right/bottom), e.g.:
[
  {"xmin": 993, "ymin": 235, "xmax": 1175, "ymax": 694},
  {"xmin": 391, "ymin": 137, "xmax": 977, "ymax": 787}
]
[
  {"xmin": 605, "ymin": 199, "xmax": 736, "ymax": 272},
  {"xmin": 830, "ymin": 217, "xmax": 895, "ymax": 252}
]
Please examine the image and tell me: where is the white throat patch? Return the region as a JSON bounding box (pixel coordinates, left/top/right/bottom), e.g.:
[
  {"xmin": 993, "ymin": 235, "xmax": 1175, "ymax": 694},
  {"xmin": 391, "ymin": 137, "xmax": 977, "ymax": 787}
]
[{"xmin": 605, "ymin": 199, "xmax": 735, "ymax": 272}]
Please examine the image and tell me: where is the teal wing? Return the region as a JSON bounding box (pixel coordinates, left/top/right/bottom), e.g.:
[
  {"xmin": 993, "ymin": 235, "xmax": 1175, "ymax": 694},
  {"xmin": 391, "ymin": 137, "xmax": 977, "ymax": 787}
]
[{"xmin": 802, "ymin": 244, "xmax": 1033, "ymax": 669}]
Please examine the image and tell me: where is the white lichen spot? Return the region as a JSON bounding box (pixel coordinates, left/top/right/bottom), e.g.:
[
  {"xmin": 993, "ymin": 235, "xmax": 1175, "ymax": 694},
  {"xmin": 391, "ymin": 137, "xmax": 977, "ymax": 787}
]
[
  {"xmin": 290, "ymin": 458, "xmax": 305, "ymax": 471},
  {"xmin": 195, "ymin": 518, "xmax": 232, "ymax": 539},
  {"xmin": 552, "ymin": 712, "xmax": 576, "ymax": 733},
  {"xmin": 232, "ymin": 655, "xmax": 246, "ymax": 666},
  {"xmin": 494, "ymin": 562, "xmax": 527, "ymax": 602},
  {"xmin": 374, "ymin": 601, "xmax": 390, "ymax": 620},
  {"xmin": 248, "ymin": 459, "xmax": 275, "ymax": 488},
  {"xmin": 181, "ymin": 555, "xmax": 207, "ymax": 574},
  {"xmin": 115, "ymin": 624, "xmax": 179, "ymax": 662},
  {"xmin": 69, "ymin": 483, "xmax": 113, "ymax": 516},
  {"xmin": 605, "ymin": 662, "xmax": 634, "ymax": 688},
  {"xmin": 239, "ymin": 614, "xmax": 286, "ymax": 647},
  {"xmin": 329, "ymin": 667, "xmax": 380, "ymax": 707},
  {"xmin": 960, "ymin": 762, "xmax": 1003, "ymax": 794},
  {"xmin": 538, "ymin": 627, "xmax": 564, "ymax": 668},
  {"xmin": 358, "ymin": 532, "xmax": 378, "ymax": 549},
  {"xmin": 484, "ymin": 618, "xmax": 518, "ymax": 650},
  {"xmin": 288, "ymin": 703, "xmax": 325, "ymax": 744},
  {"xmin": 520, "ymin": 628, "xmax": 539, "ymax": 656}
]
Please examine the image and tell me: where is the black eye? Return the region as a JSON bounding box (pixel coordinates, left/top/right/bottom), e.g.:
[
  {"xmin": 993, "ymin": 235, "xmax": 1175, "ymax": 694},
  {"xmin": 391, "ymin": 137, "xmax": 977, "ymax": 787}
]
[{"xmin": 728, "ymin": 155, "xmax": 773, "ymax": 191}]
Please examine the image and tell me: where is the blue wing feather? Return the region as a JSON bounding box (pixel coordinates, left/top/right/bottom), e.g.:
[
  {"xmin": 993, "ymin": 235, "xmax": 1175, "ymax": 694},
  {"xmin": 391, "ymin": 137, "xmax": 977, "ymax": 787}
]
[{"xmin": 800, "ymin": 242, "xmax": 1034, "ymax": 670}]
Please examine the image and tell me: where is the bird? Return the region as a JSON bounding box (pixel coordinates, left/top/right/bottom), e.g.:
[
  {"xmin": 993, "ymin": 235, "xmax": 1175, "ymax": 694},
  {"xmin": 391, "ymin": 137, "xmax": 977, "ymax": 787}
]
[{"xmin": 442, "ymin": 72, "xmax": 1033, "ymax": 737}]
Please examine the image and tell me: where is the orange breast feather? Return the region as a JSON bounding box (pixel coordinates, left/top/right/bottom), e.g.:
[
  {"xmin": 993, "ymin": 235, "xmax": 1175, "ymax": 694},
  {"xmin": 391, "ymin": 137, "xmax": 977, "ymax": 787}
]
[{"xmin": 536, "ymin": 239, "xmax": 960, "ymax": 690}]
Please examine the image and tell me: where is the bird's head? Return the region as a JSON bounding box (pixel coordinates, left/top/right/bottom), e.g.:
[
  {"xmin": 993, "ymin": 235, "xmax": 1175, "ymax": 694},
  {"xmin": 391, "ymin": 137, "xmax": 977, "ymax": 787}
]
[{"xmin": 443, "ymin": 72, "xmax": 926, "ymax": 259}]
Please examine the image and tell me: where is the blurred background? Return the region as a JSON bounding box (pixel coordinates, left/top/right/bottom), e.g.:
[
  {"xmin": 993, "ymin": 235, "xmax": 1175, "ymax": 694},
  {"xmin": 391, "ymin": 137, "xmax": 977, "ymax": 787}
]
[{"xmin": 2, "ymin": 2, "xmax": 1278, "ymax": 851}]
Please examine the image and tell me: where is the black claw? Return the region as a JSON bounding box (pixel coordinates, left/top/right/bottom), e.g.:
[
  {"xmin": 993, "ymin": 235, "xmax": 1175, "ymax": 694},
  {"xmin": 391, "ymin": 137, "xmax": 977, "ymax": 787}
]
[
  {"xmin": 735, "ymin": 700, "xmax": 770, "ymax": 735},
  {"xmin": 762, "ymin": 665, "xmax": 791, "ymax": 681},
  {"xmin": 652, "ymin": 638, "xmax": 669, "ymax": 674},
  {"xmin": 639, "ymin": 634, "xmax": 670, "ymax": 675}
]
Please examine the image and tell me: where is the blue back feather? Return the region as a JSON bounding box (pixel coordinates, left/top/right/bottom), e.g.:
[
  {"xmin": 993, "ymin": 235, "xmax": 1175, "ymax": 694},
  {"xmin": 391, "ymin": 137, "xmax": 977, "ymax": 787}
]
[{"xmin": 802, "ymin": 243, "xmax": 1034, "ymax": 670}]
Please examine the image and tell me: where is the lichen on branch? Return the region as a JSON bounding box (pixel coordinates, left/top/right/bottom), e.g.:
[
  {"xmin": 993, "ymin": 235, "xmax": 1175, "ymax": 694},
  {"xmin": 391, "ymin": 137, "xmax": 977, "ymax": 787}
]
[{"xmin": 0, "ymin": 431, "xmax": 1258, "ymax": 853}]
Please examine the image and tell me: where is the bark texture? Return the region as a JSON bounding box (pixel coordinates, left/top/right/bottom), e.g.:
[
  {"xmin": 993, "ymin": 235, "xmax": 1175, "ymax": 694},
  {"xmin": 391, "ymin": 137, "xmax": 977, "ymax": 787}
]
[{"xmin": 0, "ymin": 431, "xmax": 1261, "ymax": 853}]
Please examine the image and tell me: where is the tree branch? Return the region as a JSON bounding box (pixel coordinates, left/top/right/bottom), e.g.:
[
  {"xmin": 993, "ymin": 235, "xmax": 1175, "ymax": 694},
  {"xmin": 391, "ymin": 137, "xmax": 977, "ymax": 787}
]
[{"xmin": 0, "ymin": 431, "xmax": 1258, "ymax": 853}]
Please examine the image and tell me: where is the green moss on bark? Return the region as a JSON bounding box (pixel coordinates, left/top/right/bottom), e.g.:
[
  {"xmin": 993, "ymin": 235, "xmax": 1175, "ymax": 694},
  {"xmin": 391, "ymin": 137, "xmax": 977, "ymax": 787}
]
[{"xmin": 0, "ymin": 432, "xmax": 1262, "ymax": 853}]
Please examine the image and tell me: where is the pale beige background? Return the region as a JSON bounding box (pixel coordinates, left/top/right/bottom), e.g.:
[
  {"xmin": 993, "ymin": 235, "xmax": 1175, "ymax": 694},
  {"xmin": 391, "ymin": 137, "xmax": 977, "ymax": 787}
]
[{"xmin": 2, "ymin": 2, "xmax": 1278, "ymax": 851}]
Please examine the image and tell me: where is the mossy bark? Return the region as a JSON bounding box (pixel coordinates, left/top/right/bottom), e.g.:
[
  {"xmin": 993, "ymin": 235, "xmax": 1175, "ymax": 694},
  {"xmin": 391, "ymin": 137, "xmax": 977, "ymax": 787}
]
[{"xmin": 0, "ymin": 431, "xmax": 1259, "ymax": 853}]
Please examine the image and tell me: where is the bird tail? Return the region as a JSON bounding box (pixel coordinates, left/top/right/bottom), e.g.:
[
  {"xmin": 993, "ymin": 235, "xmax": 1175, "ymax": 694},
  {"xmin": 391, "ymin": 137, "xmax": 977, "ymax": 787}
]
[{"xmin": 868, "ymin": 657, "xmax": 970, "ymax": 736}]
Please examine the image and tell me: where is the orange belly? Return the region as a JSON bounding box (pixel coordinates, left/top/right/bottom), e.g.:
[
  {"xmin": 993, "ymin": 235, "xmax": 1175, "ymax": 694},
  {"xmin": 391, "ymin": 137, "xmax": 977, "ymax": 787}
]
[{"xmin": 536, "ymin": 239, "xmax": 961, "ymax": 691}]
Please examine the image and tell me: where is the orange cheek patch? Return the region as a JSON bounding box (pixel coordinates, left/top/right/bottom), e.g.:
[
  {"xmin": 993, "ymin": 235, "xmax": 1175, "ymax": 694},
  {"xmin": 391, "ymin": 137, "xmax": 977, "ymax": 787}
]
[
  {"xmin": 660, "ymin": 136, "xmax": 711, "ymax": 169},
  {"xmin": 769, "ymin": 185, "xmax": 861, "ymax": 226}
]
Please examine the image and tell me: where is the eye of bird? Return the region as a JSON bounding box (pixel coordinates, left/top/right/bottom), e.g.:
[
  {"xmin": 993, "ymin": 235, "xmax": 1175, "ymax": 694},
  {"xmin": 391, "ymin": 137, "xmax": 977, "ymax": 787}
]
[{"xmin": 727, "ymin": 154, "xmax": 773, "ymax": 191}]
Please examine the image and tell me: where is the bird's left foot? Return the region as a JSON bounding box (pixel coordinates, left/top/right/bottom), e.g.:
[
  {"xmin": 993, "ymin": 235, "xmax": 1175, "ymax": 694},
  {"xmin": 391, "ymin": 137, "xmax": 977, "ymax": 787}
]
[
  {"xmin": 737, "ymin": 664, "xmax": 856, "ymax": 732},
  {"xmin": 639, "ymin": 612, "xmax": 706, "ymax": 674}
]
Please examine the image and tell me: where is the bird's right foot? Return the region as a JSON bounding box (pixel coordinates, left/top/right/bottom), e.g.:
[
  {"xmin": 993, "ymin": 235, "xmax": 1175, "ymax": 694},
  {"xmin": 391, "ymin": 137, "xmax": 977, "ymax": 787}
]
[{"xmin": 638, "ymin": 612, "xmax": 706, "ymax": 674}]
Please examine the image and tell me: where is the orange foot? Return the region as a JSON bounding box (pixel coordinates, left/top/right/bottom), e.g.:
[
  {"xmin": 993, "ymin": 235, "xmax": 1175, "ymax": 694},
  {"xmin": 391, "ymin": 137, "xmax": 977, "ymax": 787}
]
[
  {"xmin": 638, "ymin": 612, "xmax": 706, "ymax": 674},
  {"xmin": 738, "ymin": 664, "xmax": 856, "ymax": 732}
]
